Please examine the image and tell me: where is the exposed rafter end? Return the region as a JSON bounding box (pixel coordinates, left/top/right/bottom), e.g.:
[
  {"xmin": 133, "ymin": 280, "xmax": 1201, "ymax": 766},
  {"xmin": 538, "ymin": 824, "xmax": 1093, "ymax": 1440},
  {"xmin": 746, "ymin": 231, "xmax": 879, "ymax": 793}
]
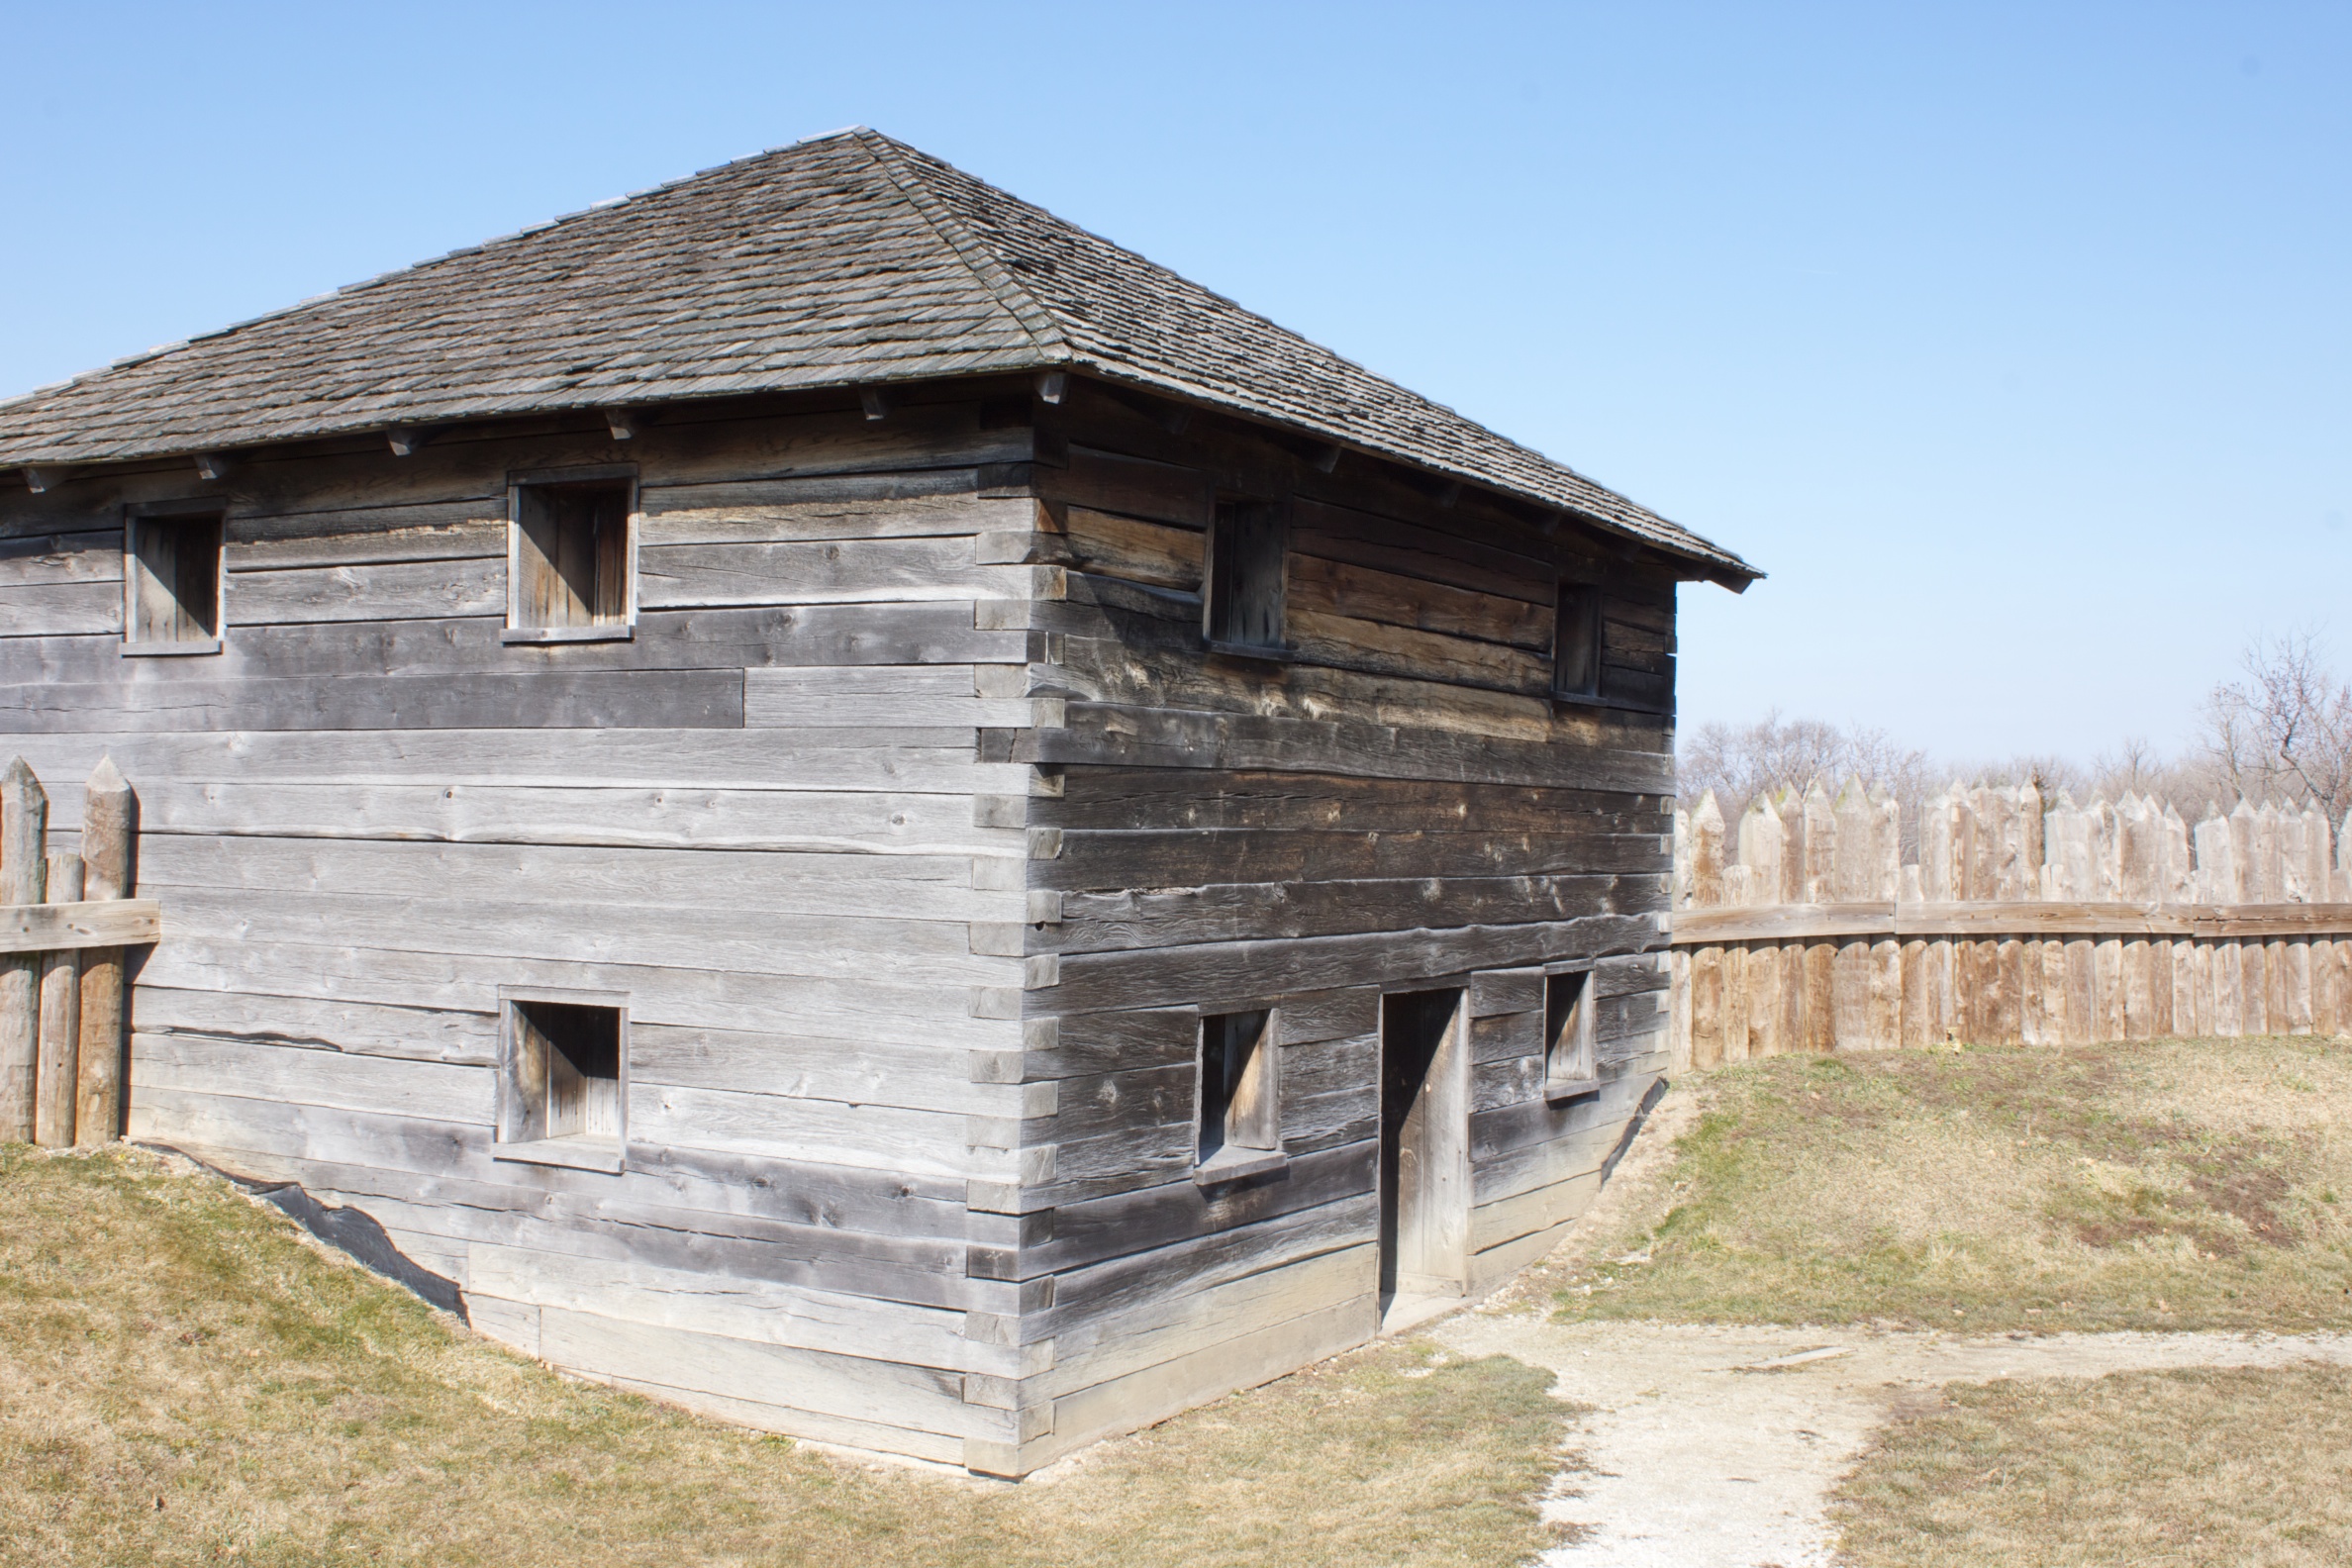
[
  {"xmin": 385, "ymin": 426, "xmax": 443, "ymax": 457},
  {"xmin": 1436, "ymin": 481, "xmax": 1462, "ymax": 509},
  {"xmin": 1034, "ymin": 370, "xmax": 1067, "ymax": 405},
  {"xmin": 1310, "ymin": 441, "xmax": 1342, "ymax": 474},
  {"xmin": 859, "ymin": 387, "xmax": 893, "ymax": 422},
  {"xmin": 603, "ymin": 407, "xmax": 651, "ymax": 441},
  {"xmin": 20, "ymin": 465, "xmax": 69, "ymax": 495},
  {"xmin": 194, "ymin": 452, "xmax": 235, "ymax": 482}
]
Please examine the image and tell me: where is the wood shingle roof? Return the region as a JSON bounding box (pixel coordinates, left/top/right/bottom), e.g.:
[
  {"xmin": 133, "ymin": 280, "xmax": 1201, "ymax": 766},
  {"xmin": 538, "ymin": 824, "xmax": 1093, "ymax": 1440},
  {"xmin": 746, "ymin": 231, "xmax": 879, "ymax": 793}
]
[{"xmin": 0, "ymin": 129, "xmax": 1753, "ymax": 580}]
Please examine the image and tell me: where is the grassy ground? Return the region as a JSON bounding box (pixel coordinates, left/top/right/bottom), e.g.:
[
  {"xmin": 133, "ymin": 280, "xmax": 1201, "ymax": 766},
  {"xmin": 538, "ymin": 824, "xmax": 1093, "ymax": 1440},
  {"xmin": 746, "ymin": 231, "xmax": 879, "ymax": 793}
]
[
  {"xmin": 0, "ymin": 1144, "xmax": 1568, "ymax": 1568},
  {"xmin": 1832, "ymin": 1363, "xmax": 2352, "ymax": 1566},
  {"xmin": 1551, "ymin": 1035, "xmax": 2352, "ymax": 1333}
]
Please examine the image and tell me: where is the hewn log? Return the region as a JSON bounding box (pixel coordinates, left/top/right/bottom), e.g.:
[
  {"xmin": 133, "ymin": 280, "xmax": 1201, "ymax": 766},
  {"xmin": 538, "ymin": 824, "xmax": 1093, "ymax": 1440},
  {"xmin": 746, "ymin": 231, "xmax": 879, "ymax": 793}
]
[
  {"xmin": 76, "ymin": 756, "xmax": 135, "ymax": 1146},
  {"xmin": 0, "ymin": 758, "xmax": 46, "ymax": 1141},
  {"xmin": 35, "ymin": 851, "xmax": 81, "ymax": 1147}
]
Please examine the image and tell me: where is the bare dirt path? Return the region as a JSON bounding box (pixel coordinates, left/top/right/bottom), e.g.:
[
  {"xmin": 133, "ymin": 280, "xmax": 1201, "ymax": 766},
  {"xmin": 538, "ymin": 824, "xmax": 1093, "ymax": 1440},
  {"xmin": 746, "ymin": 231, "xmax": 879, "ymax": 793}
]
[
  {"xmin": 1420, "ymin": 1083, "xmax": 2352, "ymax": 1565},
  {"xmin": 1433, "ymin": 1313, "xmax": 2352, "ymax": 1568}
]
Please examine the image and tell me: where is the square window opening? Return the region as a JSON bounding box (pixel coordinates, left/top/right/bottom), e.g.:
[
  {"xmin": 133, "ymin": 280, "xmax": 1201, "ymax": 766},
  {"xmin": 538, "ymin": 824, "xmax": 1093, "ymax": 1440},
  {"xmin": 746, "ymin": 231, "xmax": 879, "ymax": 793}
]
[
  {"xmin": 506, "ymin": 998, "xmax": 625, "ymax": 1147},
  {"xmin": 1203, "ymin": 498, "xmax": 1287, "ymax": 651},
  {"xmin": 1198, "ymin": 1009, "xmax": 1278, "ymax": 1162},
  {"xmin": 1552, "ymin": 582, "xmax": 1602, "ymax": 701},
  {"xmin": 513, "ymin": 478, "xmax": 633, "ymax": 631},
  {"xmin": 127, "ymin": 513, "xmax": 223, "ymax": 644},
  {"xmin": 1545, "ymin": 971, "xmax": 1596, "ymax": 1089}
]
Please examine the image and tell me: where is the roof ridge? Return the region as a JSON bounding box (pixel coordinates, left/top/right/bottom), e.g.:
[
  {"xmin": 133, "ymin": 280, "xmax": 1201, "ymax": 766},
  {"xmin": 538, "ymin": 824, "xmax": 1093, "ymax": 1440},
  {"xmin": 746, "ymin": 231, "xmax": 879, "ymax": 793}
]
[{"xmin": 849, "ymin": 130, "xmax": 1073, "ymax": 366}]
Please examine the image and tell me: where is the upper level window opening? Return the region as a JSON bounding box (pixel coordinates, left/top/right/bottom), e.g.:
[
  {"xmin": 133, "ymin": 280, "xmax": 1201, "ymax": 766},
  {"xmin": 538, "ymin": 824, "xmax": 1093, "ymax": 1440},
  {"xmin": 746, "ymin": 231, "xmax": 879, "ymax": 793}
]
[
  {"xmin": 1552, "ymin": 582, "xmax": 1602, "ymax": 701},
  {"xmin": 123, "ymin": 508, "xmax": 224, "ymax": 654},
  {"xmin": 507, "ymin": 468, "xmax": 636, "ymax": 642},
  {"xmin": 1203, "ymin": 498, "xmax": 1287, "ymax": 653}
]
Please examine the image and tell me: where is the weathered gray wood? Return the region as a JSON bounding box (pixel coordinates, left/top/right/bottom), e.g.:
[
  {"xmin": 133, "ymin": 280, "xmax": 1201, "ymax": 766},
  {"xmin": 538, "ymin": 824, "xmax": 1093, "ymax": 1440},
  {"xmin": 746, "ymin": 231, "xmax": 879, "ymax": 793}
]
[
  {"xmin": 0, "ymin": 529, "xmax": 122, "ymax": 585},
  {"xmin": 140, "ymin": 934, "xmax": 1024, "ymax": 1049},
  {"xmin": 230, "ymin": 515, "xmax": 505, "ymax": 571},
  {"xmin": 0, "ymin": 759, "xmax": 45, "ymax": 1139},
  {"xmin": 134, "ymin": 985, "xmax": 495, "ymax": 1064},
  {"xmin": 0, "ymin": 604, "xmax": 1029, "ymax": 686},
  {"xmin": 632, "ymin": 1021, "xmax": 1037, "ymax": 1117},
  {"xmin": 1048, "ymin": 921, "xmax": 1666, "ymax": 1015},
  {"xmin": 119, "ymin": 783, "xmax": 1017, "ymax": 858},
  {"xmin": 227, "ymin": 555, "xmax": 506, "ymax": 625},
  {"xmin": 1028, "ymin": 700, "xmax": 1672, "ymax": 792},
  {"xmin": 1, "ymin": 669, "xmax": 745, "ymax": 733},
  {"xmin": 0, "ymin": 731, "xmax": 1022, "ymax": 801},
  {"xmin": 0, "ymin": 899, "xmax": 159, "ymax": 952},
  {"xmin": 638, "ymin": 539, "xmax": 1037, "ymax": 608},
  {"xmin": 0, "ymin": 367, "xmax": 1718, "ymax": 1476},
  {"xmin": 743, "ymin": 665, "xmax": 1038, "ymax": 728},
  {"xmin": 0, "ymin": 580, "xmax": 120, "ymax": 637},
  {"xmin": 131, "ymin": 836, "xmax": 1016, "ymax": 924},
  {"xmin": 34, "ymin": 852, "xmax": 82, "ymax": 1146},
  {"xmin": 640, "ymin": 491, "xmax": 1033, "ymax": 547},
  {"xmin": 1046, "ymin": 826, "xmax": 1668, "ymax": 893},
  {"xmin": 133, "ymin": 1032, "xmax": 493, "ymax": 1124},
  {"xmin": 71, "ymin": 755, "xmax": 135, "ymax": 1141},
  {"xmin": 1039, "ymin": 767, "xmax": 1656, "ymax": 833}
]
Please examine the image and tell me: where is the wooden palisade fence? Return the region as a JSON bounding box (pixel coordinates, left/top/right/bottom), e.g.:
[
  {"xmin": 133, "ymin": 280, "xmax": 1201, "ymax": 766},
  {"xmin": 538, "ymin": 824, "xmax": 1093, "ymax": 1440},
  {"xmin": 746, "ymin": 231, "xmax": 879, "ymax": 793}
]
[
  {"xmin": 0, "ymin": 757, "xmax": 155, "ymax": 1146},
  {"xmin": 1671, "ymin": 778, "xmax": 2352, "ymax": 1068}
]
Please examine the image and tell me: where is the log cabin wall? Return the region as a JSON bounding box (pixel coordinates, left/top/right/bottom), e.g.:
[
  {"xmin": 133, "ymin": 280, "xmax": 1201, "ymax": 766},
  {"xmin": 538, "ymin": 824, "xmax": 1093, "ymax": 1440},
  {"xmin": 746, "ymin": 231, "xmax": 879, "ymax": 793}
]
[
  {"xmin": 989, "ymin": 380, "xmax": 1681, "ymax": 1472},
  {"xmin": 0, "ymin": 381, "xmax": 1067, "ymax": 1469},
  {"xmin": 0, "ymin": 371, "xmax": 1688, "ymax": 1476}
]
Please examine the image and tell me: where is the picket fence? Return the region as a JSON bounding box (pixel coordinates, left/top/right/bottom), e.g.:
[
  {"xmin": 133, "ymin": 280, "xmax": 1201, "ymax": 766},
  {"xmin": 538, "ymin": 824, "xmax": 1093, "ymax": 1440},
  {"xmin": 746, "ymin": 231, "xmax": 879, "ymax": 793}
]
[{"xmin": 1669, "ymin": 779, "xmax": 2352, "ymax": 1069}]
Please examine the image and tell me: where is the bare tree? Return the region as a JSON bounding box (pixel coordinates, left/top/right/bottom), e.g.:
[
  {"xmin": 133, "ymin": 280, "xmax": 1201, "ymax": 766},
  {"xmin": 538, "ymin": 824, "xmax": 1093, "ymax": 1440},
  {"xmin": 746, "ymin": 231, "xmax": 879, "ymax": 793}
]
[
  {"xmin": 1678, "ymin": 711, "xmax": 1931, "ymax": 819},
  {"xmin": 2201, "ymin": 633, "xmax": 2352, "ymax": 820}
]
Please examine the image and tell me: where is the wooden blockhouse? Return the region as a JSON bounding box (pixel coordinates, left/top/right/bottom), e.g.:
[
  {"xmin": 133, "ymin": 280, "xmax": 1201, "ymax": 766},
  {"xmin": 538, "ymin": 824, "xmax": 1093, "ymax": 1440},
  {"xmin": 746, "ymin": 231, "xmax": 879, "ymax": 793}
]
[{"xmin": 0, "ymin": 129, "xmax": 1755, "ymax": 1475}]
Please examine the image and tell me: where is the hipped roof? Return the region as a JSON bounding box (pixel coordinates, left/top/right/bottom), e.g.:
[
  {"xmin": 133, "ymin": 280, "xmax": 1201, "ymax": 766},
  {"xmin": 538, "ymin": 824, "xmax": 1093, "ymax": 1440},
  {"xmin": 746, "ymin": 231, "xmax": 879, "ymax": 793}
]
[{"xmin": 0, "ymin": 128, "xmax": 1754, "ymax": 582}]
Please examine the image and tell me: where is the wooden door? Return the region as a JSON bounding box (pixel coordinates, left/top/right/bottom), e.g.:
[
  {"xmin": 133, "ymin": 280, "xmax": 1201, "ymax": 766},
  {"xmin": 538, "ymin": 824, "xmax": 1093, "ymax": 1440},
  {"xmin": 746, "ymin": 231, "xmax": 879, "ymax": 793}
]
[{"xmin": 1380, "ymin": 988, "xmax": 1471, "ymax": 1302}]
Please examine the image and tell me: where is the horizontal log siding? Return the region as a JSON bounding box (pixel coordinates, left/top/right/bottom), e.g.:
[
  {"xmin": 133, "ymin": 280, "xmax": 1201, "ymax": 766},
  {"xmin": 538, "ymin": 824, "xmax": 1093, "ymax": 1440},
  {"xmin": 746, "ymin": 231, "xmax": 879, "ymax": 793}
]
[
  {"xmin": 991, "ymin": 383, "xmax": 1677, "ymax": 1473},
  {"xmin": 1, "ymin": 378, "xmax": 1692, "ymax": 1475},
  {"xmin": 0, "ymin": 392, "xmax": 1053, "ymax": 1463}
]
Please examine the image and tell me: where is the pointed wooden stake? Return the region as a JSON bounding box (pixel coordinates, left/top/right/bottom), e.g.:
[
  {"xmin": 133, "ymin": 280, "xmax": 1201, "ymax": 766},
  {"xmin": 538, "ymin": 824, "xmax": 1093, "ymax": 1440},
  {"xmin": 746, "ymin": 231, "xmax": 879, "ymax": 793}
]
[
  {"xmin": 0, "ymin": 757, "xmax": 47, "ymax": 1141},
  {"xmin": 76, "ymin": 756, "xmax": 136, "ymax": 1145}
]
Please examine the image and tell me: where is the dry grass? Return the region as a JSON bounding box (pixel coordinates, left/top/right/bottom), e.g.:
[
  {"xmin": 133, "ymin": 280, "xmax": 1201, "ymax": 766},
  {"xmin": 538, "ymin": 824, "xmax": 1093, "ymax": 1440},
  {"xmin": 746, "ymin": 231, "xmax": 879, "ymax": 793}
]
[
  {"xmin": 1831, "ymin": 1363, "xmax": 2352, "ymax": 1566},
  {"xmin": 0, "ymin": 1144, "xmax": 1568, "ymax": 1568},
  {"xmin": 1551, "ymin": 1035, "xmax": 2352, "ymax": 1332}
]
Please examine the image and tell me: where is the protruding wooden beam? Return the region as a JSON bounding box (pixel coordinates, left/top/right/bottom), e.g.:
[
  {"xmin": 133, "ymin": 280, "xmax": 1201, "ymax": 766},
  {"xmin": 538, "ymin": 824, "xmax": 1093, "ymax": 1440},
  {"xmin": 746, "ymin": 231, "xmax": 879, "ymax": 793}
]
[
  {"xmin": 859, "ymin": 387, "xmax": 893, "ymax": 422},
  {"xmin": 1034, "ymin": 370, "xmax": 1067, "ymax": 405},
  {"xmin": 193, "ymin": 452, "xmax": 235, "ymax": 481},
  {"xmin": 603, "ymin": 407, "xmax": 650, "ymax": 441},
  {"xmin": 1310, "ymin": 441, "xmax": 1342, "ymax": 474},
  {"xmin": 20, "ymin": 465, "xmax": 69, "ymax": 494},
  {"xmin": 1437, "ymin": 481, "xmax": 1462, "ymax": 509},
  {"xmin": 385, "ymin": 426, "xmax": 442, "ymax": 457}
]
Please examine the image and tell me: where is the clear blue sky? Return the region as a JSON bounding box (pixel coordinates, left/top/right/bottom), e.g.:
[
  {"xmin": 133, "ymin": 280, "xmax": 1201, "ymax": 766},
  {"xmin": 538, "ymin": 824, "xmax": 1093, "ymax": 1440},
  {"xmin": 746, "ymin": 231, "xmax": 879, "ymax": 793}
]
[{"xmin": 5, "ymin": 1, "xmax": 2345, "ymax": 763}]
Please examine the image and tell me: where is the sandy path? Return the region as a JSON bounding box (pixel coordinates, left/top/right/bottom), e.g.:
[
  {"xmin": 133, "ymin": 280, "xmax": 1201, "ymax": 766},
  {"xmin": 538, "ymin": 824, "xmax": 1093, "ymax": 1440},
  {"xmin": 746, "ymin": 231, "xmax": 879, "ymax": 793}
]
[{"xmin": 1433, "ymin": 1312, "xmax": 2352, "ymax": 1568}]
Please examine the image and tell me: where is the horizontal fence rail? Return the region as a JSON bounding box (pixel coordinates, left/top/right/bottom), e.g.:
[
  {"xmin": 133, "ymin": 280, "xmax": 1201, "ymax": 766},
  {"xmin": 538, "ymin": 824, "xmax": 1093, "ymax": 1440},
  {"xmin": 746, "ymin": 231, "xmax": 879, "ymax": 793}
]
[
  {"xmin": 0, "ymin": 756, "xmax": 145, "ymax": 1147},
  {"xmin": 1670, "ymin": 779, "xmax": 2352, "ymax": 1068}
]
